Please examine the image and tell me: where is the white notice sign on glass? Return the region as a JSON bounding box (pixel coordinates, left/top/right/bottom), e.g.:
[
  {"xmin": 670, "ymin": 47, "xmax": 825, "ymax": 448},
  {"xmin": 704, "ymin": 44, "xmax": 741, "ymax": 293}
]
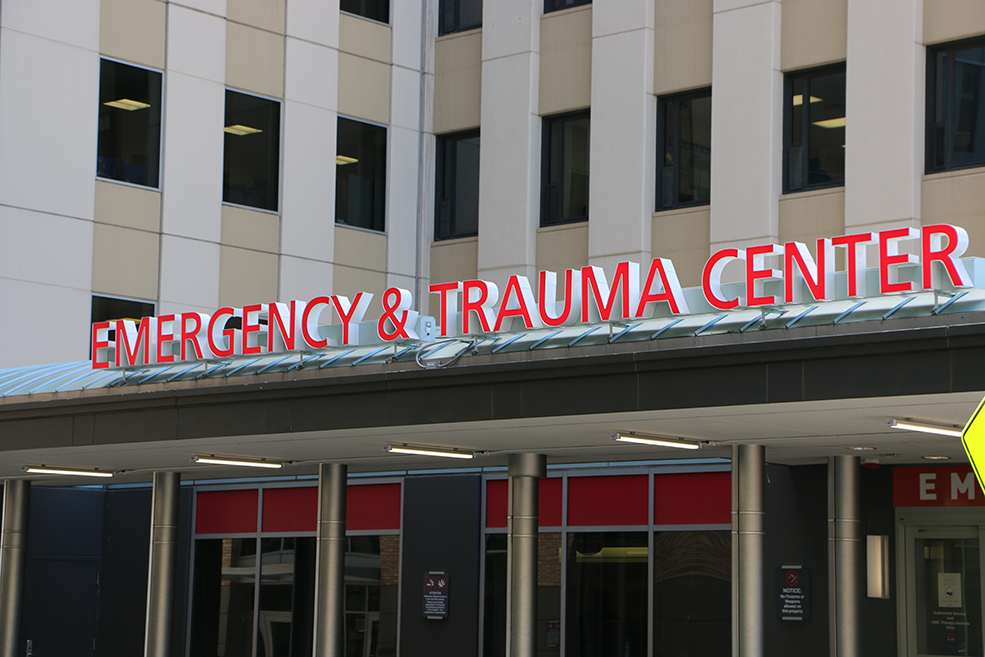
[{"xmin": 939, "ymin": 573, "xmax": 963, "ymax": 608}]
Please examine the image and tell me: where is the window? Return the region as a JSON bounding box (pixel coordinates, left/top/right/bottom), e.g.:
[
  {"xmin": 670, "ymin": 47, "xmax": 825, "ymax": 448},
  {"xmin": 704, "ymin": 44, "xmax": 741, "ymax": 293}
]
[
  {"xmin": 439, "ymin": 0, "xmax": 481, "ymax": 35},
  {"xmin": 542, "ymin": 111, "xmax": 590, "ymax": 226},
  {"xmin": 545, "ymin": 0, "xmax": 590, "ymax": 13},
  {"xmin": 928, "ymin": 37, "xmax": 985, "ymax": 172},
  {"xmin": 341, "ymin": 0, "xmax": 389, "ymax": 23},
  {"xmin": 97, "ymin": 59, "xmax": 162, "ymax": 188},
  {"xmin": 337, "ymin": 117, "xmax": 387, "ymax": 232},
  {"xmin": 435, "ymin": 130, "xmax": 480, "ymax": 240},
  {"xmin": 91, "ymin": 295, "xmax": 155, "ymax": 325},
  {"xmin": 223, "ymin": 91, "xmax": 280, "ymax": 212},
  {"xmin": 657, "ymin": 89, "xmax": 711, "ymax": 210},
  {"xmin": 784, "ymin": 64, "xmax": 846, "ymax": 192}
]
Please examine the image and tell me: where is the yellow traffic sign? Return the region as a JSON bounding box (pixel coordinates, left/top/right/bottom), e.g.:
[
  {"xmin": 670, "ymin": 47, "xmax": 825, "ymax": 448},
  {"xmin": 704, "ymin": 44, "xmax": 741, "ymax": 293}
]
[{"xmin": 962, "ymin": 396, "xmax": 985, "ymax": 490}]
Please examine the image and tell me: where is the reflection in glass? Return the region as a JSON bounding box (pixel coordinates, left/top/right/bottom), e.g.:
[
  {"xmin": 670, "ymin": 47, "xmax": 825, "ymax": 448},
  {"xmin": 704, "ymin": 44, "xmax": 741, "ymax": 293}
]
[
  {"xmin": 190, "ymin": 538, "xmax": 258, "ymax": 657},
  {"xmin": 659, "ymin": 90, "xmax": 711, "ymax": 209},
  {"xmin": 223, "ymin": 91, "xmax": 280, "ymax": 211},
  {"xmin": 97, "ymin": 59, "xmax": 162, "ymax": 187},
  {"xmin": 484, "ymin": 533, "xmax": 562, "ymax": 657},
  {"xmin": 543, "ymin": 112, "xmax": 590, "ymax": 226},
  {"xmin": 915, "ymin": 536, "xmax": 982, "ymax": 656},
  {"xmin": 786, "ymin": 66, "xmax": 845, "ymax": 191},
  {"xmin": 953, "ymin": 46, "xmax": 985, "ymax": 168},
  {"xmin": 435, "ymin": 131, "xmax": 480, "ymax": 240},
  {"xmin": 566, "ymin": 532, "xmax": 648, "ymax": 657},
  {"xmin": 256, "ymin": 537, "xmax": 316, "ymax": 657},
  {"xmin": 344, "ymin": 535, "xmax": 400, "ymax": 657},
  {"xmin": 336, "ymin": 118, "xmax": 387, "ymax": 232},
  {"xmin": 653, "ymin": 531, "xmax": 731, "ymax": 656}
]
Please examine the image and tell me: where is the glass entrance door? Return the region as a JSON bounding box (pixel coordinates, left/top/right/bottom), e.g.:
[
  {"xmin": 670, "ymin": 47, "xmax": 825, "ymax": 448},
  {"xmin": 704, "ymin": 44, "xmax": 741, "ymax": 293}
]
[{"xmin": 903, "ymin": 524, "xmax": 985, "ymax": 656}]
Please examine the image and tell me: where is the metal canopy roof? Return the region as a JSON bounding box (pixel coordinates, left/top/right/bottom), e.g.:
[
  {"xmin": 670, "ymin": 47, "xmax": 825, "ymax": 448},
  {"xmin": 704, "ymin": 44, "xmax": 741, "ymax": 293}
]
[{"xmin": 3, "ymin": 261, "xmax": 985, "ymax": 400}]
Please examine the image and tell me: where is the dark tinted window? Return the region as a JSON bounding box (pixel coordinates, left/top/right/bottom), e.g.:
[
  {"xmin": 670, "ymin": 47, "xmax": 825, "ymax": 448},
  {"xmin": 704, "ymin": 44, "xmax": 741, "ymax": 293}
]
[
  {"xmin": 337, "ymin": 117, "xmax": 387, "ymax": 232},
  {"xmin": 545, "ymin": 0, "xmax": 590, "ymax": 12},
  {"xmin": 928, "ymin": 37, "xmax": 985, "ymax": 172},
  {"xmin": 439, "ymin": 0, "xmax": 481, "ymax": 35},
  {"xmin": 91, "ymin": 295, "xmax": 155, "ymax": 324},
  {"xmin": 785, "ymin": 64, "xmax": 846, "ymax": 192},
  {"xmin": 542, "ymin": 111, "xmax": 590, "ymax": 226},
  {"xmin": 435, "ymin": 130, "xmax": 480, "ymax": 240},
  {"xmin": 341, "ymin": 0, "xmax": 389, "ymax": 23},
  {"xmin": 223, "ymin": 91, "xmax": 280, "ymax": 212},
  {"xmin": 658, "ymin": 88, "xmax": 711, "ymax": 209},
  {"xmin": 97, "ymin": 59, "xmax": 162, "ymax": 187}
]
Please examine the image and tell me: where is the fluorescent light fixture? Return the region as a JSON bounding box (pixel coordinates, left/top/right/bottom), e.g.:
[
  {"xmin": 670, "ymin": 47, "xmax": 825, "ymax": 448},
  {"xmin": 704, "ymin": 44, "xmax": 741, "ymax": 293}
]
[
  {"xmin": 792, "ymin": 95, "xmax": 822, "ymax": 106},
  {"xmin": 336, "ymin": 155, "xmax": 359, "ymax": 165},
  {"xmin": 104, "ymin": 98, "xmax": 151, "ymax": 111},
  {"xmin": 22, "ymin": 465, "xmax": 114, "ymax": 478},
  {"xmin": 886, "ymin": 418, "xmax": 963, "ymax": 438},
  {"xmin": 812, "ymin": 117, "xmax": 846, "ymax": 129},
  {"xmin": 224, "ymin": 124, "xmax": 263, "ymax": 136},
  {"xmin": 923, "ymin": 455, "xmax": 951, "ymax": 461},
  {"xmin": 383, "ymin": 444, "xmax": 475, "ymax": 459},
  {"xmin": 610, "ymin": 432, "xmax": 700, "ymax": 450},
  {"xmin": 848, "ymin": 446, "xmax": 876, "ymax": 451},
  {"xmin": 191, "ymin": 455, "xmax": 282, "ymax": 469}
]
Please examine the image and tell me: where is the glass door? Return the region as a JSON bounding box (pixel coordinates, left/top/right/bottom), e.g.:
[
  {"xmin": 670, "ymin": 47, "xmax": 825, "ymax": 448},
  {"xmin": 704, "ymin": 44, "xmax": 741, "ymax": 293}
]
[{"xmin": 903, "ymin": 524, "xmax": 985, "ymax": 657}]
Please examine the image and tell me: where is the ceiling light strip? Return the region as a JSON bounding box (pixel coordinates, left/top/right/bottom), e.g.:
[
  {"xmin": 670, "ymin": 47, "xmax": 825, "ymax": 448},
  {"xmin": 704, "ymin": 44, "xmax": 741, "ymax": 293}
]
[
  {"xmin": 611, "ymin": 432, "xmax": 701, "ymax": 450},
  {"xmin": 191, "ymin": 455, "xmax": 283, "ymax": 469},
  {"xmin": 886, "ymin": 418, "xmax": 962, "ymax": 438},
  {"xmin": 22, "ymin": 465, "xmax": 114, "ymax": 478},
  {"xmin": 383, "ymin": 444, "xmax": 475, "ymax": 459}
]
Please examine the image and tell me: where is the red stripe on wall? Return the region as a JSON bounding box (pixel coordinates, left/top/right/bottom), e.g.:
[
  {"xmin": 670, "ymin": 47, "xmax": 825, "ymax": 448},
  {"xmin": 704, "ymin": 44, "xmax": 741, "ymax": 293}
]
[
  {"xmin": 262, "ymin": 487, "xmax": 317, "ymax": 532},
  {"xmin": 347, "ymin": 483, "xmax": 402, "ymax": 531},
  {"xmin": 485, "ymin": 478, "xmax": 563, "ymax": 528},
  {"xmin": 196, "ymin": 489, "xmax": 259, "ymax": 534},
  {"xmin": 652, "ymin": 471, "xmax": 730, "ymax": 525},
  {"xmin": 567, "ymin": 475, "xmax": 648, "ymax": 527}
]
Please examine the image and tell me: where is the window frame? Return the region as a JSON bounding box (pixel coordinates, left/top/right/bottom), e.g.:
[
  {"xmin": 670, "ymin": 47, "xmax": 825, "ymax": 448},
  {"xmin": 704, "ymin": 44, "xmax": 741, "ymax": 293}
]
[
  {"xmin": 541, "ymin": 109, "xmax": 591, "ymax": 227},
  {"xmin": 783, "ymin": 62, "xmax": 847, "ymax": 194},
  {"xmin": 336, "ymin": 115, "xmax": 388, "ymax": 233},
  {"xmin": 222, "ymin": 89, "xmax": 282, "ymax": 213},
  {"xmin": 435, "ymin": 129, "xmax": 480, "ymax": 242},
  {"xmin": 656, "ymin": 87, "xmax": 712, "ymax": 211},
  {"xmin": 340, "ymin": 0, "xmax": 390, "ymax": 25},
  {"xmin": 438, "ymin": 0, "xmax": 482, "ymax": 36},
  {"xmin": 96, "ymin": 57, "xmax": 164, "ymax": 190},
  {"xmin": 544, "ymin": 0, "xmax": 591, "ymax": 14},
  {"xmin": 926, "ymin": 35, "xmax": 985, "ymax": 174}
]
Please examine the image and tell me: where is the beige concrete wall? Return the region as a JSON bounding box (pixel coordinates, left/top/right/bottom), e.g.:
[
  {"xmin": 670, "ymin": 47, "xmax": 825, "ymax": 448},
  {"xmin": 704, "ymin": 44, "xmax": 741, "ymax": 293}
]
[
  {"xmin": 94, "ymin": 181, "xmax": 161, "ymax": 232},
  {"xmin": 924, "ymin": 0, "xmax": 985, "ymax": 45},
  {"xmin": 100, "ymin": 0, "xmax": 166, "ymax": 68},
  {"xmin": 227, "ymin": 22, "xmax": 285, "ymax": 98},
  {"xmin": 540, "ymin": 5, "xmax": 592, "ymax": 115},
  {"xmin": 778, "ymin": 188, "xmax": 846, "ymax": 246},
  {"xmin": 536, "ymin": 223, "xmax": 589, "ymax": 276},
  {"xmin": 338, "ymin": 52, "xmax": 390, "ymax": 124},
  {"xmin": 781, "ymin": 0, "xmax": 847, "ymax": 71},
  {"xmin": 219, "ymin": 245, "xmax": 279, "ymax": 306},
  {"xmin": 221, "ymin": 205, "xmax": 280, "ymax": 253},
  {"xmin": 434, "ymin": 31, "xmax": 482, "ymax": 133},
  {"xmin": 227, "ymin": 0, "xmax": 286, "ymax": 34},
  {"xmin": 651, "ymin": 208, "xmax": 710, "ymax": 288},
  {"xmin": 654, "ymin": 0, "xmax": 712, "ymax": 95},
  {"xmin": 430, "ymin": 237, "xmax": 479, "ymax": 284},
  {"xmin": 333, "ymin": 264, "xmax": 387, "ymax": 319},
  {"xmin": 339, "ymin": 13, "xmax": 392, "ymax": 63},
  {"xmin": 922, "ymin": 171, "xmax": 985, "ymax": 256},
  {"xmin": 91, "ymin": 223, "xmax": 160, "ymax": 301},
  {"xmin": 335, "ymin": 225, "xmax": 388, "ymax": 272}
]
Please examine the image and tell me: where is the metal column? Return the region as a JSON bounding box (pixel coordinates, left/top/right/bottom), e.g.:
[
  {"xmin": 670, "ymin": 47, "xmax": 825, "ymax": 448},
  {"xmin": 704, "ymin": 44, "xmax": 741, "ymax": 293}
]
[
  {"xmin": 732, "ymin": 445, "xmax": 764, "ymax": 657},
  {"xmin": 315, "ymin": 463, "xmax": 347, "ymax": 657},
  {"xmin": 828, "ymin": 456, "xmax": 862, "ymax": 657},
  {"xmin": 507, "ymin": 453, "xmax": 546, "ymax": 657},
  {"xmin": 145, "ymin": 472, "xmax": 181, "ymax": 657},
  {"xmin": 0, "ymin": 480, "xmax": 30, "ymax": 657}
]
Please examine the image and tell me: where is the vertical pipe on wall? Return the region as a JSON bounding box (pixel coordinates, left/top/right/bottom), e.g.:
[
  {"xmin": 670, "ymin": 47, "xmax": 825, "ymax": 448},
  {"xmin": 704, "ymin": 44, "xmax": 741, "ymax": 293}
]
[
  {"xmin": 315, "ymin": 463, "xmax": 347, "ymax": 657},
  {"xmin": 732, "ymin": 444, "xmax": 764, "ymax": 657},
  {"xmin": 0, "ymin": 480, "xmax": 30, "ymax": 657},
  {"xmin": 828, "ymin": 456, "xmax": 862, "ymax": 657},
  {"xmin": 507, "ymin": 453, "xmax": 546, "ymax": 657},
  {"xmin": 145, "ymin": 471, "xmax": 181, "ymax": 657}
]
